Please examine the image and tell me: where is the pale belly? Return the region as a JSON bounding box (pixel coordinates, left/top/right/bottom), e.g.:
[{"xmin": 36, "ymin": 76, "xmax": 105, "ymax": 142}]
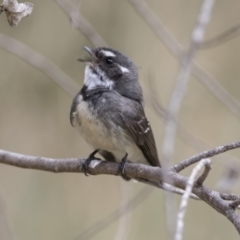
[{"xmin": 72, "ymin": 97, "xmax": 145, "ymax": 163}]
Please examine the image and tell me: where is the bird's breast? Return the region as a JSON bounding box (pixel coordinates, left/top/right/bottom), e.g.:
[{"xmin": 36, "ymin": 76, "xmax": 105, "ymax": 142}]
[
  {"xmin": 71, "ymin": 93, "xmax": 147, "ymax": 164},
  {"xmin": 71, "ymin": 94, "xmax": 129, "ymax": 154}
]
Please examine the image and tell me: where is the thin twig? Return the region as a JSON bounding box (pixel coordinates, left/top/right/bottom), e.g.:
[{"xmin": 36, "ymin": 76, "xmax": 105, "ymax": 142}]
[
  {"xmin": 200, "ymin": 22, "xmax": 240, "ymax": 49},
  {"xmin": 113, "ymin": 182, "xmax": 132, "ymax": 240},
  {"xmin": 173, "ymin": 141, "xmax": 240, "ymax": 173},
  {"xmin": 162, "ymin": 0, "xmax": 215, "ymax": 166},
  {"xmin": 216, "ymin": 167, "xmax": 240, "ymax": 192},
  {"xmin": 192, "ymin": 62, "xmax": 240, "ymax": 120},
  {"xmin": 128, "ymin": 0, "xmax": 182, "ymax": 58},
  {"xmin": 129, "ymin": 0, "xmax": 240, "ymax": 121},
  {"xmin": 146, "ymin": 79, "xmax": 240, "ymax": 173},
  {"xmin": 220, "ymin": 193, "xmax": 240, "ymax": 201},
  {"xmin": 161, "ymin": 1, "xmax": 215, "ymax": 237},
  {"xmin": 72, "ymin": 183, "xmax": 199, "ymax": 240},
  {"xmin": 72, "ymin": 187, "xmax": 153, "ymax": 240},
  {"xmin": 0, "ymin": 33, "xmax": 79, "ymax": 97},
  {"xmin": 162, "ymin": 183, "xmax": 199, "ymax": 200},
  {"xmin": 229, "ymin": 199, "xmax": 240, "ymax": 210},
  {"xmin": 136, "ymin": 177, "xmax": 199, "ymax": 200},
  {"xmin": 175, "ymin": 159, "xmax": 211, "ymax": 240},
  {"xmin": 0, "ymin": 190, "xmax": 15, "ymax": 240},
  {"xmin": 55, "ymin": 0, "xmax": 107, "ymax": 47},
  {"xmin": 195, "ymin": 158, "xmax": 212, "ymax": 186}
]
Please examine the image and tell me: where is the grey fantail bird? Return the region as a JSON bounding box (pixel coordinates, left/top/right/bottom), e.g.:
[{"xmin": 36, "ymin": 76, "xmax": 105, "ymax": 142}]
[{"xmin": 70, "ymin": 46, "xmax": 161, "ymax": 177}]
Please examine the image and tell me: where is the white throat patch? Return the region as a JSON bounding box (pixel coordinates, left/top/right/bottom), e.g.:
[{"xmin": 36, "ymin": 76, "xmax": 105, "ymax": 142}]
[{"xmin": 84, "ymin": 65, "xmax": 114, "ymax": 90}]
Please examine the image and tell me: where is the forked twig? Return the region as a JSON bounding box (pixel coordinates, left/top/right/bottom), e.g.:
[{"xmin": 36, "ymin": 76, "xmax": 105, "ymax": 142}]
[
  {"xmin": 129, "ymin": 0, "xmax": 240, "ymax": 121},
  {"xmin": 161, "ymin": 0, "xmax": 215, "ymax": 237},
  {"xmin": 175, "ymin": 159, "xmax": 211, "ymax": 240}
]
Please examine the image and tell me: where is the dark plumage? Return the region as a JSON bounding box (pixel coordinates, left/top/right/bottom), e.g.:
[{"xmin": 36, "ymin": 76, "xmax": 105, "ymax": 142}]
[{"xmin": 70, "ymin": 46, "xmax": 161, "ymax": 171}]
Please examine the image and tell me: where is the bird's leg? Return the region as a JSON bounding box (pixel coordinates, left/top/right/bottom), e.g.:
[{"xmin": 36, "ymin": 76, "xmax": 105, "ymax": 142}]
[
  {"xmin": 119, "ymin": 153, "xmax": 131, "ymax": 181},
  {"xmin": 83, "ymin": 149, "xmax": 100, "ymax": 176}
]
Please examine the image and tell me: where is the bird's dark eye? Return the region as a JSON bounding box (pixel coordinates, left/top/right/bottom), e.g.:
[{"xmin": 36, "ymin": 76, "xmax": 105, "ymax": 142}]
[{"xmin": 105, "ymin": 57, "xmax": 114, "ymax": 65}]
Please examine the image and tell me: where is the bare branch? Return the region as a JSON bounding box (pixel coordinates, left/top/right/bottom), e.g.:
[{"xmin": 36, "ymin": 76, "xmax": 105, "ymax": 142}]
[
  {"xmin": 162, "ymin": 0, "xmax": 215, "ymax": 166},
  {"xmin": 0, "ymin": 190, "xmax": 15, "ymax": 240},
  {"xmin": 72, "ymin": 187, "xmax": 153, "ymax": 240},
  {"xmin": 162, "ymin": 183, "xmax": 199, "ymax": 200},
  {"xmin": 0, "ymin": 33, "xmax": 80, "ymax": 97},
  {"xmin": 191, "ymin": 62, "xmax": 240, "ymax": 120},
  {"xmin": 195, "ymin": 158, "xmax": 212, "ymax": 186},
  {"xmin": 113, "ymin": 182, "xmax": 132, "ymax": 240},
  {"xmin": 0, "ymin": 148, "xmax": 197, "ymax": 200},
  {"xmin": 201, "ymin": 22, "xmax": 240, "ymax": 49},
  {"xmin": 173, "ymin": 141, "xmax": 240, "ymax": 173},
  {"xmin": 146, "ymin": 80, "xmax": 240, "ymax": 173},
  {"xmin": 216, "ymin": 167, "xmax": 240, "ymax": 192},
  {"xmin": 55, "ymin": 0, "xmax": 107, "ymax": 47},
  {"xmin": 136, "ymin": 177, "xmax": 199, "ymax": 200},
  {"xmin": 175, "ymin": 159, "xmax": 210, "ymax": 240},
  {"xmin": 129, "ymin": 0, "xmax": 240, "ymax": 121},
  {"xmin": 220, "ymin": 193, "xmax": 240, "ymax": 201},
  {"xmin": 0, "ymin": 0, "xmax": 33, "ymax": 27},
  {"xmin": 229, "ymin": 199, "xmax": 240, "ymax": 210},
  {"xmin": 73, "ymin": 184, "xmax": 198, "ymax": 240},
  {"xmin": 128, "ymin": 0, "xmax": 182, "ymax": 58},
  {"xmin": 1, "ymin": 142, "xmax": 240, "ymax": 233},
  {"xmin": 161, "ymin": 1, "xmax": 214, "ymax": 237}
]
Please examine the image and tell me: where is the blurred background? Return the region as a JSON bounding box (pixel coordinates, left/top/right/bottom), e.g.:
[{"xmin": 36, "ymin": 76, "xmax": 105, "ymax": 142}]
[{"xmin": 0, "ymin": 0, "xmax": 240, "ymax": 239}]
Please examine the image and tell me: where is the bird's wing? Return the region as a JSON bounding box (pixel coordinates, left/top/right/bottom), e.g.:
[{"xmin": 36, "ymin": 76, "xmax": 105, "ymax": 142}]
[{"xmin": 121, "ymin": 104, "xmax": 161, "ymax": 167}]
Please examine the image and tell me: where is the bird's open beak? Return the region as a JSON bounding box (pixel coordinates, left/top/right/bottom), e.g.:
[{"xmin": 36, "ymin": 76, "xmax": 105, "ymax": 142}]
[{"xmin": 78, "ymin": 46, "xmax": 97, "ymax": 63}]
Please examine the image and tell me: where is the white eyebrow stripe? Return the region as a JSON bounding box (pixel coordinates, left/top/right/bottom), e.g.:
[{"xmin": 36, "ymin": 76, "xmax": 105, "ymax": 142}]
[
  {"xmin": 101, "ymin": 50, "xmax": 116, "ymax": 57},
  {"xmin": 118, "ymin": 65, "xmax": 129, "ymax": 73}
]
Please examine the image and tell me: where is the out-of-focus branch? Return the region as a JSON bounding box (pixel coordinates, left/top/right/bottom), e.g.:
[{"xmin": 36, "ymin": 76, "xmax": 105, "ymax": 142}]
[
  {"xmin": 128, "ymin": 0, "xmax": 182, "ymax": 58},
  {"xmin": 195, "ymin": 159, "xmax": 212, "ymax": 186},
  {"xmin": 175, "ymin": 159, "xmax": 211, "ymax": 240},
  {"xmin": 0, "ymin": 0, "xmax": 33, "ymax": 27},
  {"xmin": 73, "ymin": 184, "xmax": 199, "ymax": 240},
  {"xmin": 129, "ymin": 0, "xmax": 240, "ymax": 121},
  {"xmin": 0, "ymin": 33, "xmax": 80, "ymax": 97},
  {"xmin": 147, "ymin": 77, "xmax": 240, "ymax": 197},
  {"xmin": 113, "ymin": 182, "xmax": 132, "ymax": 240},
  {"xmin": 1, "ymin": 141, "xmax": 240, "ymax": 233},
  {"xmin": 72, "ymin": 187, "xmax": 153, "ymax": 240},
  {"xmin": 229, "ymin": 199, "xmax": 240, "ymax": 210},
  {"xmin": 161, "ymin": 1, "xmax": 215, "ymax": 238},
  {"xmin": 220, "ymin": 193, "xmax": 240, "ymax": 201},
  {"xmin": 162, "ymin": 183, "xmax": 199, "ymax": 200},
  {"xmin": 55, "ymin": 0, "xmax": 107, "ymax": 47},
  {"xmin": 0, "ymin": 190, "xmax": 15, "ymax": 240},
  {"xmin": 200, "ymin": 22, "xmax": 240, "ymax": 49},
  {"xmin": 173, "ymin": 141, "xmax": 240, "ymax": 173},
  {"xmin": 216, "ymin": 167, "xmax": 240, "ymax": 193},
  {"xmin": 162, "ymin": 0, "xmax": 215, "ymax": 166}
]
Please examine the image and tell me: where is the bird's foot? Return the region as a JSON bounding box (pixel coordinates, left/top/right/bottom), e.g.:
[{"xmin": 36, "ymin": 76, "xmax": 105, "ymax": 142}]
[
  {"xmin": 119, "ymin": 153, "xmax": 131, "ymax": 181},
  {"xmin": 83, "ymin": 149, "xmax": 100, "ymax": 176}
]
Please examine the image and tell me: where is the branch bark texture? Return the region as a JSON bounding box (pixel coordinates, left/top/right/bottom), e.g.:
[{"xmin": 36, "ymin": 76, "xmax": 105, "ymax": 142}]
[{"xmin": 1, "ymin": 141, "xmax": 240, "ymax": 234}]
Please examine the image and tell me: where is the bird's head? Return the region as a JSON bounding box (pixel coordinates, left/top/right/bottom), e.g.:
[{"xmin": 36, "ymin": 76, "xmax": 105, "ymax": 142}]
[{"xmin": 79, "ymin": 46, "xmax": 143, "ymax": 103}]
